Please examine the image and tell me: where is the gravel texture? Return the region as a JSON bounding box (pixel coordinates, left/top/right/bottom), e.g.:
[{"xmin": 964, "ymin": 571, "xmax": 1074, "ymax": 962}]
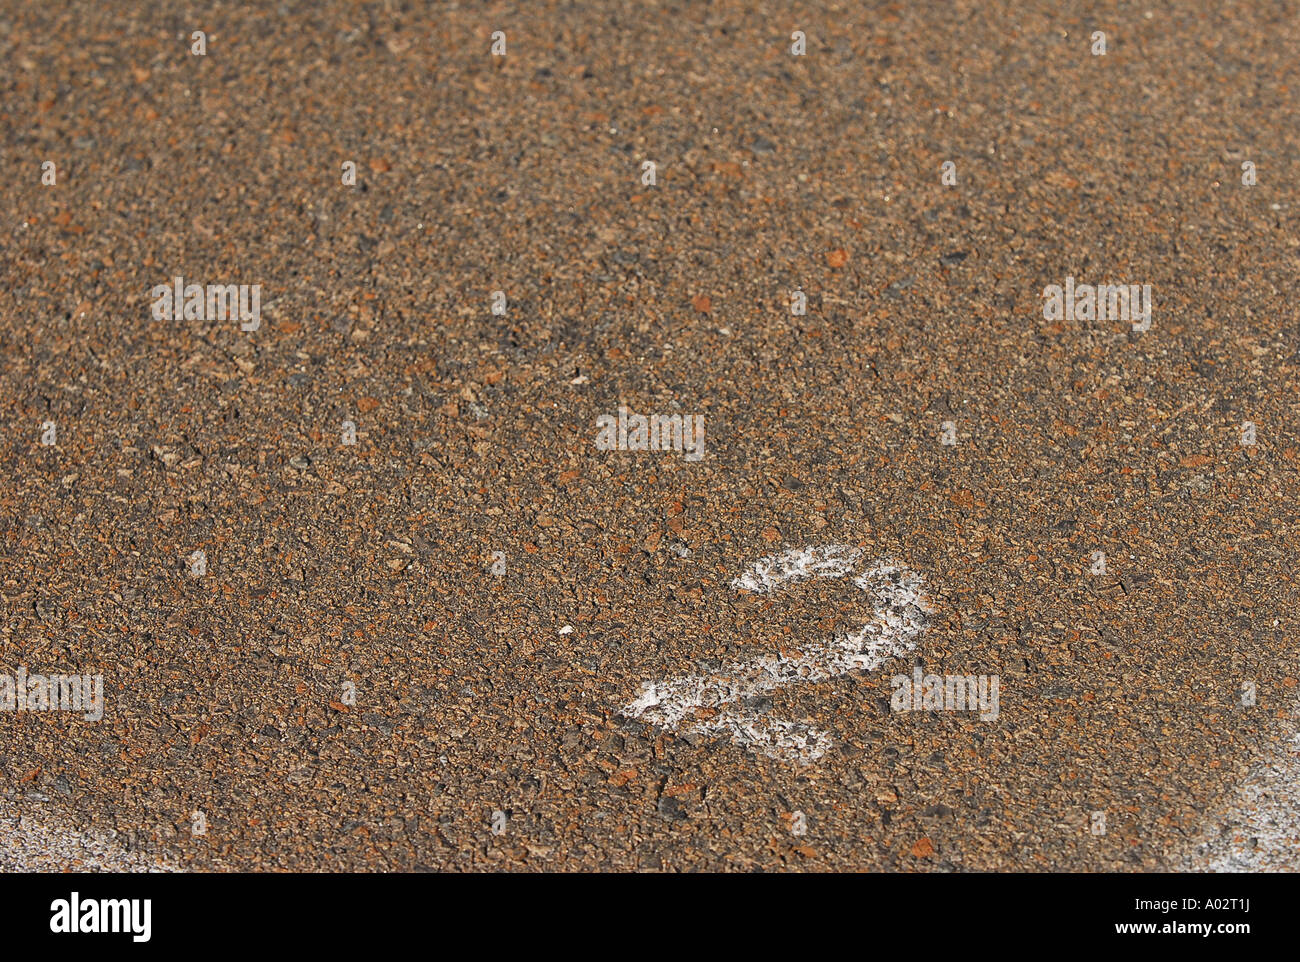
[{"xmin": 2, "ymin": 0, "xmax": 1300, "ymax": 871}]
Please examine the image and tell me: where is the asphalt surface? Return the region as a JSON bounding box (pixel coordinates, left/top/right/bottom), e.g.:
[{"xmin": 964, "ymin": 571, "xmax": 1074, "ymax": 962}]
[{"xmin": 3, "ymin": 0, "xmax": 1300, "ymax": 871}]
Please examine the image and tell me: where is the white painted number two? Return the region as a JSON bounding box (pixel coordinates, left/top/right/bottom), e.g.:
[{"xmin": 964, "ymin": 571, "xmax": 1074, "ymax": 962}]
[{"xmin": 623, "ymin": 544, "xmax": 933, "ymax": 764}]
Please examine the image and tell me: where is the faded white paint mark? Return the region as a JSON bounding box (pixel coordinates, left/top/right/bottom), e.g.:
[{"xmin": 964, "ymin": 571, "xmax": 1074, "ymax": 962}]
[
  {"xmin": 0, "ymin": 796, "xmax": 179, "ymax": 872},
  {"xmin": 729, "ymin": 544, "xmax": 866, "ymax": 594},
  {"xmin": 1186, "ymin": 732, "xmax": 1300, "ymax": 872},
  {"xmin": 624, "ymin": 546, "xmax": 932, "ymax": 763}
]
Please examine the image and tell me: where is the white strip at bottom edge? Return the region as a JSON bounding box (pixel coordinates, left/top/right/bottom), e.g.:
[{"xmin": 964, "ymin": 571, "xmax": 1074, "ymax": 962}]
[{"xmin": 0, "ymin": 796, "xmax": 179, "ymax": 873}]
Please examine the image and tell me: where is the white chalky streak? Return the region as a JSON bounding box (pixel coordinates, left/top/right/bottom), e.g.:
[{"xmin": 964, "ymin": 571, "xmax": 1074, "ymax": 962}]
[
  {"xmin": 1186, "ymin": 733, "xmax": 1300, "ymax": 872},
  {"xmin": 729, "ymin": 544, "xmax": 864, "ymax": 594},
  {"xmin": 0, "ymin": 796, "xmax": 179, "ymax": 872},
  {"xmin": 624, "ymin": 546, "xmax": 933, "ymax": 763}
]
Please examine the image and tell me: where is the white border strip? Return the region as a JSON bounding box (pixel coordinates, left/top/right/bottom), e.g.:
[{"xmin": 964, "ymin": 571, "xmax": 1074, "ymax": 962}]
[
  {"xmin": 0, "ymin": 796, "xmax": 179, "ymax": 873},
  {"xmin": 1187, "ymin": 737, "xmax": 1300, "ymax": 872}
]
